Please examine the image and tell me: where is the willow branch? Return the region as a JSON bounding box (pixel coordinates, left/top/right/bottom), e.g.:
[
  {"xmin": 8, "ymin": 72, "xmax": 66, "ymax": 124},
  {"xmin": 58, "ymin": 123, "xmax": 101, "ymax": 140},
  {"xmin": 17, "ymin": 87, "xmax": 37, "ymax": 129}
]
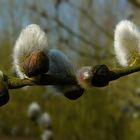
[
  {"xmin": 110, "ymin": 65, "xmax": 140, "ymax": 81},
  {"xmin": 2, "ymin": 65, "xmax": 140, "ymax": 90},
  {"xmin": 7, "ymin": 74, "xmax": 77, "ymax": 89},
  {"xmin": 88, "ymin": 64, "xmax": 140, "ymax": 87}
]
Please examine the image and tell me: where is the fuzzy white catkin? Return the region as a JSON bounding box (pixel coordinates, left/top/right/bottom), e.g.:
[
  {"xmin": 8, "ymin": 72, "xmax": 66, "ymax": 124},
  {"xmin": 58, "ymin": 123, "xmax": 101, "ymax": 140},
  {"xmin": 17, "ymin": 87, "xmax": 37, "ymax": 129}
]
[
  {"xmin": 0, "ymin": 71, "xmax": 4, "ymax": 80},
  {"xmin": 38, "ymin": 112, "xmax": 52, "ymax": 130},
  {"xmin": 13, "ymin": 24, "xmax": 77, "ymax": 96},
  {"xmin": 13, "ymin": 24, "xmax": 48, "ymax": 79},
  {"xmin": 41, "ymin": 130, "xmax": 53, "ymax": 140},
  {"xmin": 27, "ymin": 102, "xmax": 41, "ymax": 121},
  {"xmin": 114, "ymin": 20, "xmax": 140, "ymax": 67}
]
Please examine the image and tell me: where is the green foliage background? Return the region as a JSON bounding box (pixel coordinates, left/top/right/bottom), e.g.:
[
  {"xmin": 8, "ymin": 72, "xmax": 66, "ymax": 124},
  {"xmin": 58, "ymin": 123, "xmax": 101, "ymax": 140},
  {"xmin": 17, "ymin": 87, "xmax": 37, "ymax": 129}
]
[
  {"xmin": 1, "ymin": 40, "xmax": 140, "ymax": 140},
  {"xmin": 0, "ymin": 0, "xmax": 140, "ymax": 140}
]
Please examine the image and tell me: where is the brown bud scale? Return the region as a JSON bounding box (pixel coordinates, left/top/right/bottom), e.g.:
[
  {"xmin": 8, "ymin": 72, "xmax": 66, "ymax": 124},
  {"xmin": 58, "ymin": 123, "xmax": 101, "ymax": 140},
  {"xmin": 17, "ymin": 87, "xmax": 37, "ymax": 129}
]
[{"xmin": 23, "ymin": 51, "xmax": 49, "ymax": 77}]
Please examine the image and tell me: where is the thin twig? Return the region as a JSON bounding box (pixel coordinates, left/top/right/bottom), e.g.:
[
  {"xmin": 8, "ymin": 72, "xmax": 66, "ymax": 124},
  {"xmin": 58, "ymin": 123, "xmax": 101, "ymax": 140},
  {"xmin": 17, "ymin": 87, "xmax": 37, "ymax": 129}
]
[
  {"xmin": 128, "ymin": 0, "xmax": 140, "ymax": 8},
  {"xmin": 29, "ymin": 5, "xmax": 100, "ymax": 49},
  {"xmin": 68, "ymin": 1, "xmax": 113, "ymax": 40}
]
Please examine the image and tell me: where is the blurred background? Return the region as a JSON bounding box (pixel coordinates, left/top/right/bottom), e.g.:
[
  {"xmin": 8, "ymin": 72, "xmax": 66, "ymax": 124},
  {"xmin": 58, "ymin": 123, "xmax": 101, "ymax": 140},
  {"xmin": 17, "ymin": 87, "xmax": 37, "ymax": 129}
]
[{"xmin": 0, "ymin": 0, "xmax": 140, "ymax": 140}]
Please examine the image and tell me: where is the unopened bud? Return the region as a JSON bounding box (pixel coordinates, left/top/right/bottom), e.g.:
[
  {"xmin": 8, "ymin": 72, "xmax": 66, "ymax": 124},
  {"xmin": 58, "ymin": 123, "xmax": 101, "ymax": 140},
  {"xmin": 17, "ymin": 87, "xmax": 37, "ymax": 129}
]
[
  {"xmin": 23, "ymin": 51, "xmax": 49, "ymax": 77},
  {"xmin": 77, "ymin": 65, "xmax": 111, "ymax": 88},
  {"xmin": 91, "ymin": 65, "xmax": 110, "ymax": 87},
  {"xmin": 0, "ymin": 81, "xmax": 9, "ymax": 107},
  {"xmin": 64, "ymin": 85, "xmax": 84, "ymax": 100}
]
